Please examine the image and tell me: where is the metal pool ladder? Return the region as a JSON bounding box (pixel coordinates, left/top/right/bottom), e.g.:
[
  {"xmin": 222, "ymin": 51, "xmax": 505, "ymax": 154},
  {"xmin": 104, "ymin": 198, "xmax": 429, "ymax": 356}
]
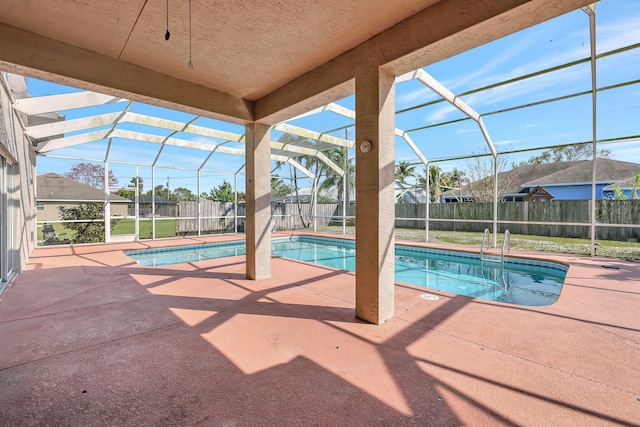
[
  {"xmin": 480, "ymin": 228, "xmax": 490, "ymax": 261},
  {"xmin": 501, "ymin": 230, "xmax": 511, "ymax": 264}
]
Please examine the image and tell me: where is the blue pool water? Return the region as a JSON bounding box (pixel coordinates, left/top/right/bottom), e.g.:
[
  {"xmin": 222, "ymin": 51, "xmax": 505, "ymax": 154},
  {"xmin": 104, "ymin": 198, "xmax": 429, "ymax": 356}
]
[{"xmin": 125, "ymin": 236, "xmax": 567, "ymax": 306}]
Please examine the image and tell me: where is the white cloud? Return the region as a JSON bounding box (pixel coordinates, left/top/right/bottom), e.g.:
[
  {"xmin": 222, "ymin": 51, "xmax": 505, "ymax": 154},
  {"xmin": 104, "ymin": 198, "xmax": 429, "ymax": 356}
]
[
  {"xmin": 396, "ymin": 86, "xmax": 438, "ymax": 106},
  {"xmin": 424, "ymin": 103, "xmax": 459, "ymax": 123}
]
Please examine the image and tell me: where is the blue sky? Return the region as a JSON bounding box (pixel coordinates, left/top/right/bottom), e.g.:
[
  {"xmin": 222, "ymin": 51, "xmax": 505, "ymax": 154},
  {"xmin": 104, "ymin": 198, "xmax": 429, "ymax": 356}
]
[{"xmin": 31, "ymin": 0, "xmax": 640, "ymax": 193}]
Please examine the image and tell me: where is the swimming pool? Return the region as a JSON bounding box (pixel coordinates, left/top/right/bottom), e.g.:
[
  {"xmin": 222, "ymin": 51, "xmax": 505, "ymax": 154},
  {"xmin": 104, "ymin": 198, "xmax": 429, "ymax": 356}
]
[{"xmin": 125, "ymin": 235, "xmax": 567, "ymax": 306}]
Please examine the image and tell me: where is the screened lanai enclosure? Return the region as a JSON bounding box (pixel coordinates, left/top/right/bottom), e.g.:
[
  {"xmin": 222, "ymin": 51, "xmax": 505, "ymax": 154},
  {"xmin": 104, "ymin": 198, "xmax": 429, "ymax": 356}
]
[{"xmin": 3, "ymin": 3, "xmax": 639, "ymax": 257}]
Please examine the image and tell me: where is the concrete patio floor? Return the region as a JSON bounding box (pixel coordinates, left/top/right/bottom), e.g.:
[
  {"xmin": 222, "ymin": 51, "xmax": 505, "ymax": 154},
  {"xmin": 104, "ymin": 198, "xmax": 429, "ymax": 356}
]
[{"xmin": 1, "ymin": 233, "xmax": 639, "ymax": 426}]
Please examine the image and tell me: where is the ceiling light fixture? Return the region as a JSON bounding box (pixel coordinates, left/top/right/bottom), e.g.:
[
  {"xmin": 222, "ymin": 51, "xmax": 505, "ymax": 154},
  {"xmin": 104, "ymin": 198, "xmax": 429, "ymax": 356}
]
[
  {"xmin": 164, "ymin": 0, "xmax": 170, "ymax": 40},
  {"xmin": 187, "ymin": 0, "xmax": 194, "ymax": 69}
]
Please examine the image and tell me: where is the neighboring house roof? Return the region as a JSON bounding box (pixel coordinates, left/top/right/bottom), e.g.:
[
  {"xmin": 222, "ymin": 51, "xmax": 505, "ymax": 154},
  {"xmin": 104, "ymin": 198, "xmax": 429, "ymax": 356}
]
[
  {"xmin": 130, "ymin": 195, "xmax": 176, "ymax": 204},
  {"xmin": 522, "ymin": 159, "xmax": 640, "ymax": 187},
  {"xmin": 442, "ymin": 159, "xmax": 640, "ymax": 200},
  {"xmin": 525, "ymin": 185, "xmax": 554, "ymax": 201},
  {"xmin": 37, "ymin": 173, "xmax": 129, "ymax": 202},
  {"xmin": 441, "ymin": 161, "xmax": 585, "ymax": 199},
  {"xmin": 500, "ymin": 161, "xmax": 584, "ymax": 194},
  {"xmin": 603, "ymin": 176, "xmax": 639, "ymax": 190}
]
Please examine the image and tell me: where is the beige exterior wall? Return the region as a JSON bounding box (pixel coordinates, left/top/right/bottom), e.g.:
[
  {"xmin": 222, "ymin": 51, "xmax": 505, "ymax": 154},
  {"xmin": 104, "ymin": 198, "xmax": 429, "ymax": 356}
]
[
  {"xmin": 37, "ymin": 202, "xmax": 129, "ymax": 222},
  {"xmin": 0, "ymin": 74, "xmax": 37, "ymax": 278}
]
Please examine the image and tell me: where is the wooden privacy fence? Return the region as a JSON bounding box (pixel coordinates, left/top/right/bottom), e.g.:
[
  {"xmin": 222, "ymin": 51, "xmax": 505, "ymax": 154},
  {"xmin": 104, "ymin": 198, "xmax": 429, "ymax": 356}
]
[
  {"xmin": 177, "ymin": 201, "xmax": 344, "ymax": 234},
  {"xmin": 398, "ymin": 200, "xmax": 640, "ymax": 241},
  {"xmin": 178, "ymin": 200, "xmax": 640, "ymax": 241}
]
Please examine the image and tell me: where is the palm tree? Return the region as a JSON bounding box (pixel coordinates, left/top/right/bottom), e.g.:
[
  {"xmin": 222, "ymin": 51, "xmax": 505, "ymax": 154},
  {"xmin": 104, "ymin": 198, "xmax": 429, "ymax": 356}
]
[
  {"xmin": 441, "ymin": 168, "xmax": 466, "ymax": 200},
  {"xmin": 318, "ymin": 147, "xmax": 354, "ymax": 205},
  {"xmin": 395, "ymin": 161, "xmax": 416, "ymax": 184},
  {"xmin": 274, "ymin": 134, "xmax": 315, "ymax": 227},
  {"xmin": 421, "ymin": 165, "xmax": 441, "ymax": 203}
]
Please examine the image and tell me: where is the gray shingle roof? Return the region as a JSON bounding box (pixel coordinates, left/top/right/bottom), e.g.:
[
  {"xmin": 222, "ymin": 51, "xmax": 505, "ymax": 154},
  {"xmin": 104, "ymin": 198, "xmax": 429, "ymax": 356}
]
[
  {"xmin": 37, "ymin": 173, "xmax": 130, "ymax": 202},
  {"xmin": 522, "ymin": 159, "xmax": 640, "ymax": 187},
  {"xmin": 442, "ymin": 159, "xmax": 640, "ymax": 199},
  {"xmin": 442, "ymin": 161, "xmax": 584, "ymax": 198}
]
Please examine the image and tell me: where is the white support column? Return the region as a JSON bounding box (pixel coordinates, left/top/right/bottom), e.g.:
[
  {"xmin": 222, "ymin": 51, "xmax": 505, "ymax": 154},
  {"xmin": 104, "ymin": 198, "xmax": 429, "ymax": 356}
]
[
  {"xmin": 342, "ymin": 175, "xmax": 347, "ymax": 234},
  {"xmin": 355, "ymin": 68, "xmax": 395, "ymax": 325},
  {"xmin": 425, "ymin": 164, "xmax": 430, "ymax": 242},
  {"xmin": 245, "ymin": 123, "xmax": 272, "ymax": 280},
  {"xmin": 234, "ymin": 171, "xmax": 238, "ymax": 234},
  {"xmin": 134, "ymin": 167, "xmax": 139, "ymax": 240},
  {"xmin": 583, "ymin": 5, "xmax": 598, "ymax": 257},
  {"xmin": 104, "ymin": 161, "xmax": 111, "ymax": 243},
  {"xmin": 312, "ymin": 178, "xmax": 317, "ymax": 232},
  {"xmin": 197, "ymin": 170, "xmax": 201, "ymax": 236},
  {"xmin": 493, "ymin": 155, "xmax": 499, "ymax": 248},
  {"xmin": 151, "ymin": 167, "xmax": 156, "ymax": 239}
]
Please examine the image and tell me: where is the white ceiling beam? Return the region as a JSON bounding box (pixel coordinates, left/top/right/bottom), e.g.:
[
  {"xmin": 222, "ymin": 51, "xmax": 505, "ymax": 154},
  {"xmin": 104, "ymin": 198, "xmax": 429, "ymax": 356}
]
[
  {"xmin": 286, "ymin": 102, "xmax": 356, "ymax": 122},
  {"xmin": 325, "ymin": 103, "xmax": 355, "ymax": 120},
  {"xmin": 411, "ymin": 68, "xmax": 497, "ymax": 158},
  {"xmin": 13, "ymin": 91, "xmax": 125, "ymax": 115},
  {"xmin": 25, "ymin": 111, "xmax": 121, "ymax": 139},
  {"xmin": 37, "ymin": 130, "xmax": 111, "ymax": 153},
  {"xmin": 123, "ymin": 112, "xmax": 187, "ymax": 132},
  {"xmin": 412, "ymin": 69, "xmax": 479, "ymax": 121},
  {"xmin": 270, "ymin": 141, "xmax": 344, "ymax": 176},
  {"xmin": 186, "ymin": 125, "xmax": 245, "ymax": 142},
  {"xmin": 273, "ymin": 123, "xmax": 353, "ymax": 149},
  {"xmin": 395, "ymin": 128, "xmax": 429, "ymax": 167}
]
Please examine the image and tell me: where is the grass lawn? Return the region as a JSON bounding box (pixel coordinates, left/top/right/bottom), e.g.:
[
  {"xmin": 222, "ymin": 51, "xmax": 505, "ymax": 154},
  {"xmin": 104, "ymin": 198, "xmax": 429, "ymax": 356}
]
[
  {"xmin": 317, "ymin": 225, "xmax": 640, "ymax": 259},
  {"xmin": 112, "ymin": 218, "xmax": 177, "ymax": 239},
  {"xmin": 37, "ymin": 218, "xmax": 177, "ymax": 245}
]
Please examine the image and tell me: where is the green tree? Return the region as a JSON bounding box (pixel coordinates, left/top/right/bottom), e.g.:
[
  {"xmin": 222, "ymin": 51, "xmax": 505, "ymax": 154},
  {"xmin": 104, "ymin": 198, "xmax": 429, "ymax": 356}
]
[
  {"xmin": 173, "ymin": 187, "xmax": 196, "ymax": 201},
  {"xmin": 274, "ymin": 134, "xmax": 315, "ymax": 227},
  {"xmin": 417, "ymin": 165, "xmax": 445, "ymax": 203},
  {"xmin": 201, "ymin": 180, "xmax": 236, "ymax": 202},
  {"xmin": 116, "ymin": 176, "xmax": 144, "ymax": 198},
  {"xmin": 64, "ymin": 162, "xmax": 118, "ymax": 189},
  {"xmin": 318, "ymin": 147, "xmax": 355, "ymax": 205},
  {"xmin": 633, "ymin": 169, "xmax": 640, "ymax": 200},
  {"xmin": 395, "ymin": 161, "xmax": 416, "ymax": 184},
  {"xmin": 609, "ymin": 183, "xmax": 626, "ymax": 200},
  {"xmin": 148, "ymin": 184, "xmax": 171, "ymax": 200},
  {"xmin": 271, "ymin": 177, "xmax": 292, "ymax": 197},
  {"xmin": 58, "ymin": 203, "xmax": 118, "ymax": 244},
  {"xmin": 520, "ymin": 144, "xmax": 611, "ymax": 165}
]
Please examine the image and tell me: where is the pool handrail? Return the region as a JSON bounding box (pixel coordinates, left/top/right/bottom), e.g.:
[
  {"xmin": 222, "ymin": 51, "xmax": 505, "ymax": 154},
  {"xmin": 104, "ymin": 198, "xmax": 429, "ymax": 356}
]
[
  {"xmin": 480, "ymin": 228, "xmax": 490, "ymax": 261},
  {"xmin": 501, "ymin": 230, "xmax": 511, "ymax": 264}
]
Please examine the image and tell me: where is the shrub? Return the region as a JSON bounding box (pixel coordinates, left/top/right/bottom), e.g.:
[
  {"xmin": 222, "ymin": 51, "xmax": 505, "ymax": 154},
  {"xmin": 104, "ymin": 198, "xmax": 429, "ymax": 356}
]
[{"xmin": 58, "ymin": 203, "xmax": 119, "ymax": 244}]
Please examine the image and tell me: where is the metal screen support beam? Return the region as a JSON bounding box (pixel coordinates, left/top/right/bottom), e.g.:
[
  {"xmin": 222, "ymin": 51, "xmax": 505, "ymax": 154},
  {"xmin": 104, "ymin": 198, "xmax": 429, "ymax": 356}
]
[
  {"xmin": 582, "ymin": 4, "xmax": 597, "ymax": 257},
  {"xmin": 312, "ymin": 178, "xmax": 318, "ymax": 232},
  {"xmin": 135, "ymin": 166, "xmax": 139, "ymax": 240},
  {"xmin": 342, "ymin": 173, "xmax": 346, "ymax": 234},
  {"xmin": 104, "ymin": 161, "xmax": 110, "ymax": 243},
  {"xmin": 234, "ymin": 171, "xmax": 238, "ymax": 234},
  {"xmin": 235, "ymin": 164, "xmax": 245, "ymax": 235},
  {"xmin": 151, "ymin": 167, "xmax": 156, "ymax": 239},
  {"xmin": 425, "ymin": 163, "xmax": 430, "ymax": 242},
  {"xmin": 493, "ymin": 156, "xmax": 499, "ymax": 248},
  {"xmin": 197, "ymin": 170, "xmax": 201, "ymax": 236}
]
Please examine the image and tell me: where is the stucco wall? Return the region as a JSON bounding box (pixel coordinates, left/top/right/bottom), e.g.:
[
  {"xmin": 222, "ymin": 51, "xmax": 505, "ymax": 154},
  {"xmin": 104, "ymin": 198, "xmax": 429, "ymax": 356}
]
[{"xmin": 0, "ymin": 73, "xmax": 37, "ymax": 276}]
